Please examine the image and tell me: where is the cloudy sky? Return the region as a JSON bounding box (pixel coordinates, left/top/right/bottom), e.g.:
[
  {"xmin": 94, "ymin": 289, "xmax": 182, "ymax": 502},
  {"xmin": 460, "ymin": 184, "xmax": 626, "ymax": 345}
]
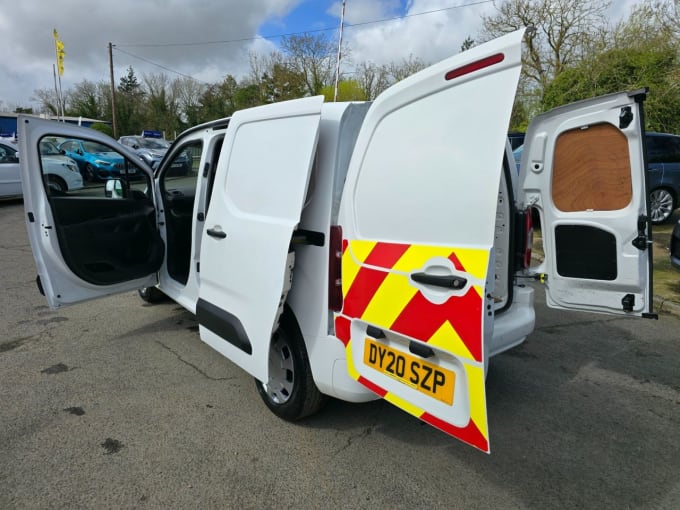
[{"xmin": 0, "ymin": 0, "xmax": 643, "ymax": 111}]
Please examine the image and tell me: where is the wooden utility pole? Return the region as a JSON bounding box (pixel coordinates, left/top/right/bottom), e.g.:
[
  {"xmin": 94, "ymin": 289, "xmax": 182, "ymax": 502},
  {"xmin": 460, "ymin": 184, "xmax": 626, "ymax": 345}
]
[{"xmin": 108, "ymin": 42, "xmax": 118, "ymax": 139}]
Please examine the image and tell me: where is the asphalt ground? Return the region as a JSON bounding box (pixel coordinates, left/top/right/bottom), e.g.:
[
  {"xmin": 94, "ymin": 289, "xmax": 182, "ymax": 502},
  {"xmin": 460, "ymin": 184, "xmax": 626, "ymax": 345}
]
[{"xmin": 1, "ymin": 198, "xmax": 679, "ymax": 509}]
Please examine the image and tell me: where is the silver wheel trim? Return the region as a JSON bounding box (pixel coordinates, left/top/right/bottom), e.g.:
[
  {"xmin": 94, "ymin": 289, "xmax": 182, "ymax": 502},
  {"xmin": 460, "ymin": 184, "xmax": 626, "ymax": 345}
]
[
  {"xmin": 650, "ymin": 189, "xmax": 674, "ymax": 222},
  {"xmin": 262, "ymin": 332, "xmax": 294, "ymax": 404}
]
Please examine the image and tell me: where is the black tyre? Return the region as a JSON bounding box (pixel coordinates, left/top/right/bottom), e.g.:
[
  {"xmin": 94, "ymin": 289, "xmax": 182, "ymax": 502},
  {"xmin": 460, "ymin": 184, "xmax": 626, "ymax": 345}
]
[
  {"xmin": 255, "ymin": 310, "xmax": 327, "ymax": 421},
  {"xmin": 649, "ymin": 188, "xmax": 676, "ymax": 224},
  {"xmin": 137, "ymin": 286, "xmax": 166, "ymax": 303},
  {"xmin": 47, "ymin": 175, "xmax": 66, "ymax": 192},
  {"xmin": 85, "ymin": 164, "xmax": 98, "ymax": 182}
]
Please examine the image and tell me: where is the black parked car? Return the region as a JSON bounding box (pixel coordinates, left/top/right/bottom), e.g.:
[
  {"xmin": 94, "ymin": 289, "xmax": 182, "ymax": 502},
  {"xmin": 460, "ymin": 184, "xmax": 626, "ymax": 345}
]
[{"xmin": 647, "ymin": 132, "xmax": 680, "ymax": 224}]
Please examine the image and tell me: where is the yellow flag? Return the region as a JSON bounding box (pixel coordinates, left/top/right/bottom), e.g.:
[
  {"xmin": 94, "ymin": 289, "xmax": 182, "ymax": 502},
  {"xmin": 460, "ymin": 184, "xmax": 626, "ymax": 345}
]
[{"xmin": 54, "ymin": 29, "xmax": 65, "ymax": 76}]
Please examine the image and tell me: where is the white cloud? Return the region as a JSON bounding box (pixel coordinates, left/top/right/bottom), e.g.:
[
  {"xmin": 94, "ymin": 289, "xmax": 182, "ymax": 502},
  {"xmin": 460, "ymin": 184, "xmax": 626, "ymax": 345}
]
[
  {"xmin": 0, "ymin": 0, "xmax": 302, "ymax": 110},
  {"xmin": 327, "ymin": 0, "xmax": 402, "ymax": 23},
  {"xmin": 0, "ymin": 0, "xmax": 648, "ymax": 112},
  {"xmin": 341, "ymin": 0, "xmax": 496, "ymax": 70}
]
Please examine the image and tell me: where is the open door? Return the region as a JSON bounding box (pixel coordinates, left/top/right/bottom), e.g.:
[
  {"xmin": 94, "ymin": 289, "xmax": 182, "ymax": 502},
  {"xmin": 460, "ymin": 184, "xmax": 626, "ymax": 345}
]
[
  {"xmin": 197, "ymin": 96, "xmax": 324, "ymax": 382},
  {"xmin": 18, "ymin": 116, "xmax": 162, "ymax": 308},
  {"xmin": 520, "ymin": 90, "xmax": 653, "ymax": 317},
  {"xmin": 336, "ymin": 30, "xmax": 525, "ymax": 453}
]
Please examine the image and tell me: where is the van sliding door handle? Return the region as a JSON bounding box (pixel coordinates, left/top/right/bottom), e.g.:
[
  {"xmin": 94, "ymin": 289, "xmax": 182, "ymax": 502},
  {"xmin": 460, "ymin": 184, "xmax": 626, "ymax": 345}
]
[
  {"xmin": 206, "ymin": 228, "xmax": 227, "ymax": 239},
  {"xmin": 411, "ymin": 272, "xmax": 467, "ymax": 289}
]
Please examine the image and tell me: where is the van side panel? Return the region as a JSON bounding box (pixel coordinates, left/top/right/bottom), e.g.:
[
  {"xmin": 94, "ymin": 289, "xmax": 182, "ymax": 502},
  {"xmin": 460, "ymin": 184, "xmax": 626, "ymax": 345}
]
[{"xmin": 287, "ymin": 103, "xmax": 373, "ymax": 400}]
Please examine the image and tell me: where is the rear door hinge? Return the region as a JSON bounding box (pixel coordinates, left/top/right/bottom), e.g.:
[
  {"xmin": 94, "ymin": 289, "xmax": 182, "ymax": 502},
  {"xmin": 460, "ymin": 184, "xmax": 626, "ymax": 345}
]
[{"xmin": 632, "ymin": 214, "xmax": 650, "ymax": 251}]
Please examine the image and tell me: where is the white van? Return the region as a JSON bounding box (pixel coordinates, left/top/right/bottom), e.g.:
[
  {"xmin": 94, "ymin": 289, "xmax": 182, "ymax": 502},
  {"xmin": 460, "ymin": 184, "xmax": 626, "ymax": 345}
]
[{"xmin": 18, "ymin": 29, "xmax": 654, "ymax": 453}]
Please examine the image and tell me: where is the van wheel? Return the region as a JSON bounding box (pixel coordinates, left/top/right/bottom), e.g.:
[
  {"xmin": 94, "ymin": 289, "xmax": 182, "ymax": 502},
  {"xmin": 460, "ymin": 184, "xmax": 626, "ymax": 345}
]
[
  {"xmin": 138, "ymin": 286, "xmax": 165, "ymax": 303},
  {"xmin": 255, "ymin": 311, "xmax": 326, "ymax": 421}
]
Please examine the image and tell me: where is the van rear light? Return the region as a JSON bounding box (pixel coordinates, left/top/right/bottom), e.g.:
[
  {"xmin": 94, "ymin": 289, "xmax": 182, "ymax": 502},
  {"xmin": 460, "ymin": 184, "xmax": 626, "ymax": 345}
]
[
  {"xmin": 445, "ymin": 53, "xmax": 505, "ymax": 81},
  {"xmin": 514, "ymin": 207, "xmax": 534, "ymax": 270},
  {"xmin": 328, "ymin": 225, "xmax": 343, "ymax": 311},
  {"xmin": 523, "ymin": 207, "xmax": 534, "ymax": 269}
]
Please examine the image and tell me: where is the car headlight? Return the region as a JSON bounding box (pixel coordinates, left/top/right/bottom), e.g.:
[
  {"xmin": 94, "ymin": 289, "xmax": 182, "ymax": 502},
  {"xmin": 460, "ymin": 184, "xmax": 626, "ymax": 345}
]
[{"xmin": 94, "ymin": 159, "xmax": 111, "ymax": 166}]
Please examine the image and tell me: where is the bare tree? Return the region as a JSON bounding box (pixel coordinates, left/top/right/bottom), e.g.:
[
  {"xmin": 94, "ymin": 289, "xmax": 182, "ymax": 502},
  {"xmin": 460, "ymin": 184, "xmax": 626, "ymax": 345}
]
[
  {"xmin": 354, "ymin": 61, "xmax": 390, "ymax": 100},
  {"xmin": 172, "ymin": 76, "xmax": 205, "ymax": 126},
  {"xmin": 31, "ymin": 88, "xmax": 63, "ymax": 116},
  {"xmin": 143, "ymin": 72, "xmax": 181, "ymax": 135},
  {"xmin": 387, "ymin": 55, "xmax": 428, "ymax": 83},
  {"xmin": 280, "ymin": 33, "xmax": 337, "ymax": 96},
  {"xmin": 482, "ymin": 0, "xmax": 611, "ymax": 91}
]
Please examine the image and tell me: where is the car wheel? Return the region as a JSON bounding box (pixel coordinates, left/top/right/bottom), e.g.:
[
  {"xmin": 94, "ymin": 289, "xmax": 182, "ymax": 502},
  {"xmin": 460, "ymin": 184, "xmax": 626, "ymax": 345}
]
[
  {"xmin": 85, "ymin": 164, "xmax": 98, "ymax": 182},
  {"xmin": 255, "ymin": 310, "xmax": 326, "ymax": 421},
  {"xmin": 47, "ymin": 175, "xmax": 67, "ymax": 192},
  {"xmin": 137, "ymin": 286, "xmax": 166, "ymax": 303},
  {"xmin": 649, "ymin": 188, "xmax": 676, "ymax": 224}
]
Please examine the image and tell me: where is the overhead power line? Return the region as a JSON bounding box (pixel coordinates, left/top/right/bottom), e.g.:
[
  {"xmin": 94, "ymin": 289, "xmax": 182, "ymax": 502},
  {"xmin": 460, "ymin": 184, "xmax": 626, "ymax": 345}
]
[
  {"xmin": 116, "ymin": 1, "xmax": 493, "ymax": 49},
  {"xmin": 111, "ymin": 1, "xmax": 493, "ymax": 83},
  {"xmin": 113, "ymin": 46, "xmax": 211, "ymax": 84}
]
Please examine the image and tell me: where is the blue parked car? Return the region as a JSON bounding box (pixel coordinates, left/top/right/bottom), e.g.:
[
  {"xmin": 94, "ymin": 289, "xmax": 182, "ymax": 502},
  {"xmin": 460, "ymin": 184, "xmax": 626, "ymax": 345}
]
[{"xmin": 58, "ymin": 139, "xmax": 130, "ymax": 181}]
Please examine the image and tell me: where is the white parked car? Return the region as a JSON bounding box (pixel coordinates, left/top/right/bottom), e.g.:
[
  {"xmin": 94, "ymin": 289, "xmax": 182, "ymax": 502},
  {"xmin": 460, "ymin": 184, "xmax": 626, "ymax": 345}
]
[{"xmin": 0, "ymin": 140, "xmax": 83, "ymax": 198}]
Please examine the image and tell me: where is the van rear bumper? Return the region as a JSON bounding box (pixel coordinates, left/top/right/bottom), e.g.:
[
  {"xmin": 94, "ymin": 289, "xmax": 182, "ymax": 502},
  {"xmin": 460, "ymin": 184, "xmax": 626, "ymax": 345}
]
[{"xmin": 488, "ymin": 284, "xmax": 535, "ymax": 357}]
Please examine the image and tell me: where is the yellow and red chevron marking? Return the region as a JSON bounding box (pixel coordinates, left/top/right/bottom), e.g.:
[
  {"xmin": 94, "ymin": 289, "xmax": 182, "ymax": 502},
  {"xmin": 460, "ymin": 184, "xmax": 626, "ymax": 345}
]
[
  {"xmin": 335, "ymin": 239, "xmax": 491, "ymax": 452},
  {"xmin": 335, "ymin": 315, "xmax": 489, "ymax": 452},
  {"xmin": 342, "ymin": 240, "xmax": 488, "ymax": 362}
]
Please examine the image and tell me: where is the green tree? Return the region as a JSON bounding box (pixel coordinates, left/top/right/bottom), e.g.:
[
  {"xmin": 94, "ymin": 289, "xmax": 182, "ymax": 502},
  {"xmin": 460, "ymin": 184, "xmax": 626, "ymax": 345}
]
[
  {"xmin": 321, "ymin": 80, "xmax": 367, "ymax": 102},
  {"xmin": 197, "ymin": 75, "xmax": 240, "ymax": 122},
  {"xmin": 117, "ymin": 66, "xmax": 145, "ymax": 135},
  {"xmin": 89, "ymin": 122, "xmax": 113, "ymax": 137},
  {"xmin": 460, "ymin": 36, "xmax": 476, "ymax": 52},
  {"xmin": 542, "ymin": 2, "xmax": 680, "ymax": 132},
  {"xmin": 144, "ymin": 72, "xmax": 182, "ymax": 137}
]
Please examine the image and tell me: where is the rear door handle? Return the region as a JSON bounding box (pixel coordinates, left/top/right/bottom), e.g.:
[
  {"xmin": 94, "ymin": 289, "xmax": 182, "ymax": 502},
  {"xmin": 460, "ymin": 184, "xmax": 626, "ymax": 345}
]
[
  {"xmin": 411, "ymin": 272, "xmax": 467, "ymax": 289},
  {"xmin": 206, "ymin": 228, "xmax": 227, "ymax": 239}
]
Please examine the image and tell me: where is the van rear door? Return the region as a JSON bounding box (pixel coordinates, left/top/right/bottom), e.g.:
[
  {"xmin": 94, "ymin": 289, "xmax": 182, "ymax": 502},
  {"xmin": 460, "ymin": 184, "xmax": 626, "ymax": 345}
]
[
  {"xmin": 197, "ymin": 96, "xmax": 323, "ymax": 383},
  {"xmin": 520, "ymin": 90, "xmax": 653, "ymax": 317},
  {"xmin": 336, "ymin": 29, "xmax": 525, "ymax": 453}
]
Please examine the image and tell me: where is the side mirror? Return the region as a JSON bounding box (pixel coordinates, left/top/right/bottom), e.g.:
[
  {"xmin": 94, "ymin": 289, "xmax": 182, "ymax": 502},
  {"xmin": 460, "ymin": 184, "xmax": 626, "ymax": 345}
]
[{"xmin": 105, "ymin": 179, "xmax": 127, "ymax": 199}]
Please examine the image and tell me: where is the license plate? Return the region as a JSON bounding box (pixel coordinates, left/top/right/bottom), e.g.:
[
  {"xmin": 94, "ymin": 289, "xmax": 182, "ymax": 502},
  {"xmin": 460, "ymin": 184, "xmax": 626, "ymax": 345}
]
[{"xmin": 363, "ymin": 338, "xmax": 455, "ymax": 405}]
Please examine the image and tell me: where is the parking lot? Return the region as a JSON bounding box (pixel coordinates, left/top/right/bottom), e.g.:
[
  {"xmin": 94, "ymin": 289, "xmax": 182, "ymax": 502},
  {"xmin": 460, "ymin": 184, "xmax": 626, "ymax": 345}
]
[{"xmin": 1, "ymin": 197, "xmax": 680, "ymax": 509}]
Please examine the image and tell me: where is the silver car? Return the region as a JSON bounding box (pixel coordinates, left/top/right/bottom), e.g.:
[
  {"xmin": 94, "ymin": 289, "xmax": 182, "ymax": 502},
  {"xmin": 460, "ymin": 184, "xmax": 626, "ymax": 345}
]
[{"xmin": 0, "ymin": 140, "xmax": 83, "ymax": 198}]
